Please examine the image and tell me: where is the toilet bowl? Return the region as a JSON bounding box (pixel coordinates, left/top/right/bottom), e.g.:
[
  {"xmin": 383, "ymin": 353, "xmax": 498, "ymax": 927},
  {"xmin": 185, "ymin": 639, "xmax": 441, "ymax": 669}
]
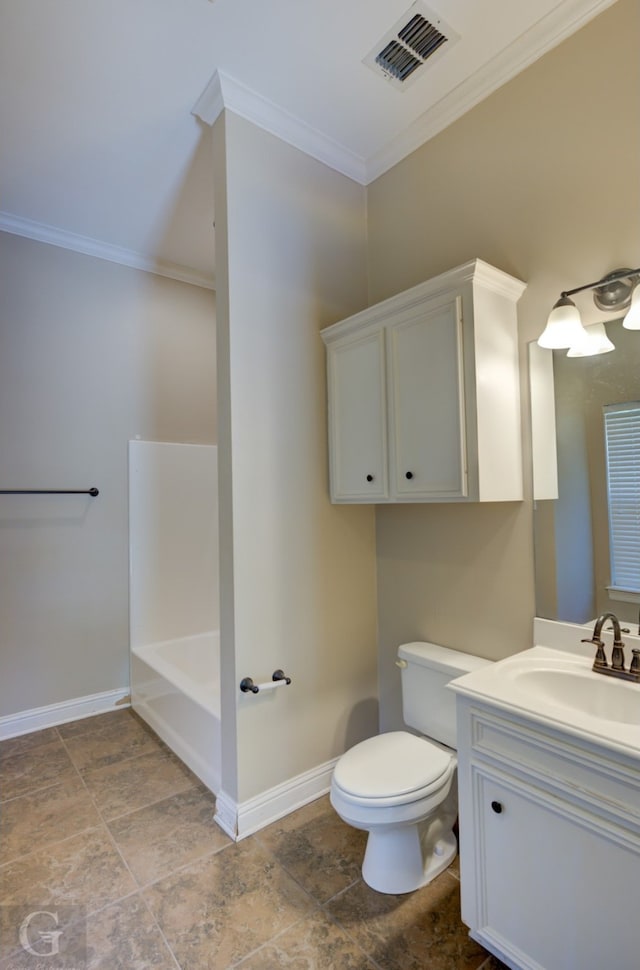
[
  {"xmin": 330, "ymin": 730, "xmax": 458, "ymax": 894},
  {"xmin": 330, "ymin": 642, "xmax": 490, "ymax": 895}
]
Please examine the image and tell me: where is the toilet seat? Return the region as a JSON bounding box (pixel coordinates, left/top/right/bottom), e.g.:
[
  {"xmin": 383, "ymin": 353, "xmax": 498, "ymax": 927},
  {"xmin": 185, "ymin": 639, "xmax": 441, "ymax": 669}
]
[{"xmin": 332, "ymin": 731, "xmax": 453, "ymax": 808}]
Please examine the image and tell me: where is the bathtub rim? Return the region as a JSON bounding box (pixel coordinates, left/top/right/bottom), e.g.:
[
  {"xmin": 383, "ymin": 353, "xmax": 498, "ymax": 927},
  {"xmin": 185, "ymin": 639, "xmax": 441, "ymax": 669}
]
[{"xmin": 131, "ymin": 630, "xmax": 219, "ymax": 718}]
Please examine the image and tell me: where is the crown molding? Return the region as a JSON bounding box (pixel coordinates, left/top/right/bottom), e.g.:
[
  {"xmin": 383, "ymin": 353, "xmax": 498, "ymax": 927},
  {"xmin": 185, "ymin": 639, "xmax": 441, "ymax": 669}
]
[
  {"xmin": 192, "ymin": 69, "xmax": 368, "ymax": 185},
  {"xmin": 321, "ymin": 258, "xmax": 526, "ymax": 344},
  {"xmin": 0, "ymin": 211, "xmax": 215, "ymax": 290},
  {"xmin": 365, "ymin": 0, "xmax": 619, "ymax": 182},
  {"xmin": 191, "ymin": 69, "xmax": 225, "ymax": 126},
  {"xmin": 195, "ymin": 0, "xmax": 617, "ymax": 188}
]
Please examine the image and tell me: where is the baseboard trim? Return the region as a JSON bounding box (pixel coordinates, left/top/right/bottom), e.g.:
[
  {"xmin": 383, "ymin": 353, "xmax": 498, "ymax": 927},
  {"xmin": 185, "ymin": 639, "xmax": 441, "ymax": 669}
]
[
  {"xmin": 214, "ymin": 790, "xmax": 239, "ymax": 839},
  {"xmin": 214, "ymin": 757, "xmax": 339, "ymax": 841},
  {"xmin": 0, "ymin": 688, "xmax": 131, "ymax": 740}
]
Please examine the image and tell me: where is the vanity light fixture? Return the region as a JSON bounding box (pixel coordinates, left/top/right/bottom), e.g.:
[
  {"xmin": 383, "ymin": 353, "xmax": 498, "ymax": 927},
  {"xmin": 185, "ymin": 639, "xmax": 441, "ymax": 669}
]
[
  {"xmin": 538, "ymin": 266, "xmax": 640, "ymax": 349},
  {"xmin": 538, "ymin": 295, "xmax": 587, "ymax": 349},
  {"xmin": 566, "ymin": 322, "xmax": 615, "ymax": 357}
]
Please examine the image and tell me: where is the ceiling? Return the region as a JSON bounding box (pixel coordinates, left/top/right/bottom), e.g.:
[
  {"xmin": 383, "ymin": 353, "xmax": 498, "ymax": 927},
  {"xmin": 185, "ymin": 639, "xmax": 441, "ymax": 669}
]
[{"xmin": 0, "ymin": 0, "xmax": 617, "ymax": 288}]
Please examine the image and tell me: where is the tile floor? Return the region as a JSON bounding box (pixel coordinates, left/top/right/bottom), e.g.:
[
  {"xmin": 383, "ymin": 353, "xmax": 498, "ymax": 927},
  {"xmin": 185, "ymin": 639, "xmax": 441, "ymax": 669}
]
[{"xmin": 0, "ymin": 709, "xmax": 508, "ymax": 969}]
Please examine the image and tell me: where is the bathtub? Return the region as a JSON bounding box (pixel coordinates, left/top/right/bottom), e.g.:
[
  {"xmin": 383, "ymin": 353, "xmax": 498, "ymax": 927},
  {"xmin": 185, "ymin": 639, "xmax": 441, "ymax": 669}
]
[{"xmin": 131, "ymin": 632, "xmax": 221, "ymax": 795}]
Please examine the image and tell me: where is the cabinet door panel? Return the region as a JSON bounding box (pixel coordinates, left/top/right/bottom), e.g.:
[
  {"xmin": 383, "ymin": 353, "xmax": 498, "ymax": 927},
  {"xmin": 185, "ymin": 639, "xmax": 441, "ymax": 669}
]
[
  {"xmin": 327, "ymin": 330, "xmax": 387, "ymax": 501},
  {"xmin": 472, "ymin": 771, "xmax": 639, "ymax": 970},
  {"xmin": 388, "ymin": 297, "xmax": 467, "ymax": 499}
]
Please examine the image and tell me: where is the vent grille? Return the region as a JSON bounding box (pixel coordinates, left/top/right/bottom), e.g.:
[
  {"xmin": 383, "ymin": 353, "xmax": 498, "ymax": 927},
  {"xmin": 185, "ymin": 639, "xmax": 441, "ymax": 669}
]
[
  {"xmin": 399, "ymin": 14, "xmax": 447, "ymax": 60},
  {"xmin": 376, "ymin": 39, "xmax": 423, "ymax": 83},
  {"xmin": 364, "ymin": 2, "xmax": 458, "ymax": 90}
]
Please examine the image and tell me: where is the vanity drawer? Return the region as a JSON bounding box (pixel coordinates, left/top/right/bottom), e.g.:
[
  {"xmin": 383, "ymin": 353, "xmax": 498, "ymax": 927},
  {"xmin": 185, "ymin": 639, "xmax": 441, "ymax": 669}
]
[{"xmin": 467, "ymin": 706, "xmax": 640, "ymax": 826}]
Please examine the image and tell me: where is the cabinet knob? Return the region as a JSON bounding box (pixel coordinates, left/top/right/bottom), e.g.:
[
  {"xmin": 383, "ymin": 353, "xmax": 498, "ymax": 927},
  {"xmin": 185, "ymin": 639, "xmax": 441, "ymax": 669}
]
[
  {"xmin": 405, "ymin": 471, "xmax": 414, "ymax": 480},
  {"xmin": 491, "ymin": 800, "xmax": 503, "ymax": 814},
  {"xmin": 366, "ymin": 474, "xmax": 374, "ymax": 482}
]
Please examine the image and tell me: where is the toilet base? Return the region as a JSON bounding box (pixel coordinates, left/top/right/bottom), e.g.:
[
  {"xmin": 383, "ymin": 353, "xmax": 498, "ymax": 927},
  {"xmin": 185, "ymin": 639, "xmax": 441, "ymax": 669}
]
[{"xmin": 361, "ymin": 824, "xmax": 457, "ymax": 895}]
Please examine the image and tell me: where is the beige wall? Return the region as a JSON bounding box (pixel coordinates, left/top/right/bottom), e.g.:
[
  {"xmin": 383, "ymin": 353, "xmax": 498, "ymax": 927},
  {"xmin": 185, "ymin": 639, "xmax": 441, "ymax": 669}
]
[
  {"xmin": 367, "ymin": 0, "xmax": 640, "ymax": 730},
  {"xmin": 0, "ymin": 233, "xmax": 216, "ymax": 717},
  {"xmin": 213, "ymin": 112, "xmax": 378, "ymax": 803}
]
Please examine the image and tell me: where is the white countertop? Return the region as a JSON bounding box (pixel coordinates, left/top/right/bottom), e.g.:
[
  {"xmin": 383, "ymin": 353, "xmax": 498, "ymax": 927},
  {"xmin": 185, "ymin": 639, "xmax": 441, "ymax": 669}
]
[{"xmin": 450, "ymin": 644, "xmax": 640, "ymax": 760}]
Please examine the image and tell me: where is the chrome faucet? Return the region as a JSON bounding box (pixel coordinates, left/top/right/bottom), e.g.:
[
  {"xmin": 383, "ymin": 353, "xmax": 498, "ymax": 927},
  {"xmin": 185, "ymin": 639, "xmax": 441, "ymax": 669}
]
[{"xmin": 581, "ymin": 612, "xmax": 640, "ymax": 683}]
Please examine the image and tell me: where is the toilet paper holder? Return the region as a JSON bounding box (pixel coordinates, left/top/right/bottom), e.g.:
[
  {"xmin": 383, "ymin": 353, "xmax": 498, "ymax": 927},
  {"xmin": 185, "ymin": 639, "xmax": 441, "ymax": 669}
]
[{"xmin": 240, "ymin": 670, "xmax": 292, "ymax": 694}]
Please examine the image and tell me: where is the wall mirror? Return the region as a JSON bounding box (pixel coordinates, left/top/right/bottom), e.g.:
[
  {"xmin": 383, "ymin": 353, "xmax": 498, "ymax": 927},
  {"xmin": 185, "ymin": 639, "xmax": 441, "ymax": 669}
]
[{"xmin": 529, "ymin": 318, "xmax": 640, "ymax": 628}]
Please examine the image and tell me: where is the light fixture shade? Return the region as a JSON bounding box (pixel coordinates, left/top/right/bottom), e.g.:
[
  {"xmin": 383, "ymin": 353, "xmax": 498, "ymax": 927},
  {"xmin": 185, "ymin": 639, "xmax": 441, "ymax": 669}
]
[
  {"xmin": 622, "ymin": 284, "xmax": 640, "ymax": 330},
  {"xmin": 567, "ymin": 323, "xmax": 615, "ymax": 357},
  {"xmin": 538, "ymin": 296, "xmax": 588, "ymax": 349}
]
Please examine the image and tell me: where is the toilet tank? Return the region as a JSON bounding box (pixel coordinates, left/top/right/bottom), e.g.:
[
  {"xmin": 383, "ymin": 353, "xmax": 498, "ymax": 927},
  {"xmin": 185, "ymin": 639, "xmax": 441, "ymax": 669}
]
[{"xmin": 398, "ymin": 641, "xmax": 491, "ymax": 749}]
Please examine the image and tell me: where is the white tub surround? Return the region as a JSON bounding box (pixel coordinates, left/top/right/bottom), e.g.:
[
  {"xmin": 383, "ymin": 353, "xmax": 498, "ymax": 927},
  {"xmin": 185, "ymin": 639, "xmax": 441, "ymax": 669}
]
[
  {"xmin": 129, "ymin": 441, "xmax": 220, "ymax": 794},
  {"xmin": 133, "ymin": 633, "xmax": 219, "ymax": 714},
  {"xmin": 131, "ymin": 633, "xmax": 220, "ymax": 794}
]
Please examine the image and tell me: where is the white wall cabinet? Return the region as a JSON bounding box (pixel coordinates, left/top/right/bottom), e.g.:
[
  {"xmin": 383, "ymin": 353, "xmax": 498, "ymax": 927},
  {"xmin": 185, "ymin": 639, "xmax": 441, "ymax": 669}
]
[
  {"xmin": 321, "ymin": 259, "xmax": 526, "ymax": 503},
  {"xmin": 455, "ymin": 698, "xmax": 640, "ymax": 970}
]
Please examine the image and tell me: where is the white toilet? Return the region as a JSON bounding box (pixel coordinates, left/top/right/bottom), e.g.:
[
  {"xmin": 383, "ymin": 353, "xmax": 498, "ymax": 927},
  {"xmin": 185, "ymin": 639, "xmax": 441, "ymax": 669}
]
[{"xmin": 330, "ymin": 641, "xmax": 490, "ymax": 895}]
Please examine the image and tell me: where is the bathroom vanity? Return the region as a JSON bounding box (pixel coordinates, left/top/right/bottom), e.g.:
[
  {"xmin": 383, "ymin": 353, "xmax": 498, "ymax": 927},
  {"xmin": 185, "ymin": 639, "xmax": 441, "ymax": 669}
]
[{"xmin": 451, "ymin": 639, "xmax": 640, "ymax": 970}]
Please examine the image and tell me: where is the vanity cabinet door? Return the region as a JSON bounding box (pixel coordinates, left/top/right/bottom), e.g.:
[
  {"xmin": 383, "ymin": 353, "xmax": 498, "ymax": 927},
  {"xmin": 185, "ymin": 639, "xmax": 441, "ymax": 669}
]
[
  {"xmin": 326, "ymin": 328, "xmax": 388, "ymax": 502},
  {"xmin": 466, "ymin": 769, "xmax": 639, "ymax": 970},
  {"xmin": 387, "ymin": 295, "xmax": 467, "ymax": 500}
]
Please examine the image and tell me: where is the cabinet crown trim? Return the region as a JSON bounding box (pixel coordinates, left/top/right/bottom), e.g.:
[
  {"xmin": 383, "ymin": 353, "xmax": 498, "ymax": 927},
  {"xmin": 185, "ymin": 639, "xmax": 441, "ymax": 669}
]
[{"xmin": 321, "ymin": 258, "xmax": 526, "ymax": 344}]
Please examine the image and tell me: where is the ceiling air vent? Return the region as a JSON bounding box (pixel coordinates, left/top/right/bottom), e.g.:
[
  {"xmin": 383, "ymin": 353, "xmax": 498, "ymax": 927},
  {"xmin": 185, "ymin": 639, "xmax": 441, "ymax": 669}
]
[{"xmin": 364, "ymin": 1, "xmax": 459, "ymax": 90}]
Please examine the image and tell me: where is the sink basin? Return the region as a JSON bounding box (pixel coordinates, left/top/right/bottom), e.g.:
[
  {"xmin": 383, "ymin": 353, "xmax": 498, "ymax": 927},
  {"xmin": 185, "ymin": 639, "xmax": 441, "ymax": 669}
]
[
  {"xmin": 509, "ymin": 666, "xmax": 640, "ymax": 725},
  {"xmin": 450, "ymin": 645, "xmax": 640, "ymax": 753}
]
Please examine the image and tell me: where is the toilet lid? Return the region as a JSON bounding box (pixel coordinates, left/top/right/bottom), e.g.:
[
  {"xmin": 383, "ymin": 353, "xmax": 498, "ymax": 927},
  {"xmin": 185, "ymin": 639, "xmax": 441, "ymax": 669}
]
[{"xmin": 333, "ymin": 731, "xmax": 452, "ymax": 799}]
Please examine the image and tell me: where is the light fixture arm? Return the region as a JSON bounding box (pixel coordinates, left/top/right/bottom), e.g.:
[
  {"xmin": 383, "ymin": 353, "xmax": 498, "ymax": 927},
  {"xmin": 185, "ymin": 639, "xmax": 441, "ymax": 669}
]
[{"xmin": 560, "ymin": 267, "xmax": 640, "ymax": 300}]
